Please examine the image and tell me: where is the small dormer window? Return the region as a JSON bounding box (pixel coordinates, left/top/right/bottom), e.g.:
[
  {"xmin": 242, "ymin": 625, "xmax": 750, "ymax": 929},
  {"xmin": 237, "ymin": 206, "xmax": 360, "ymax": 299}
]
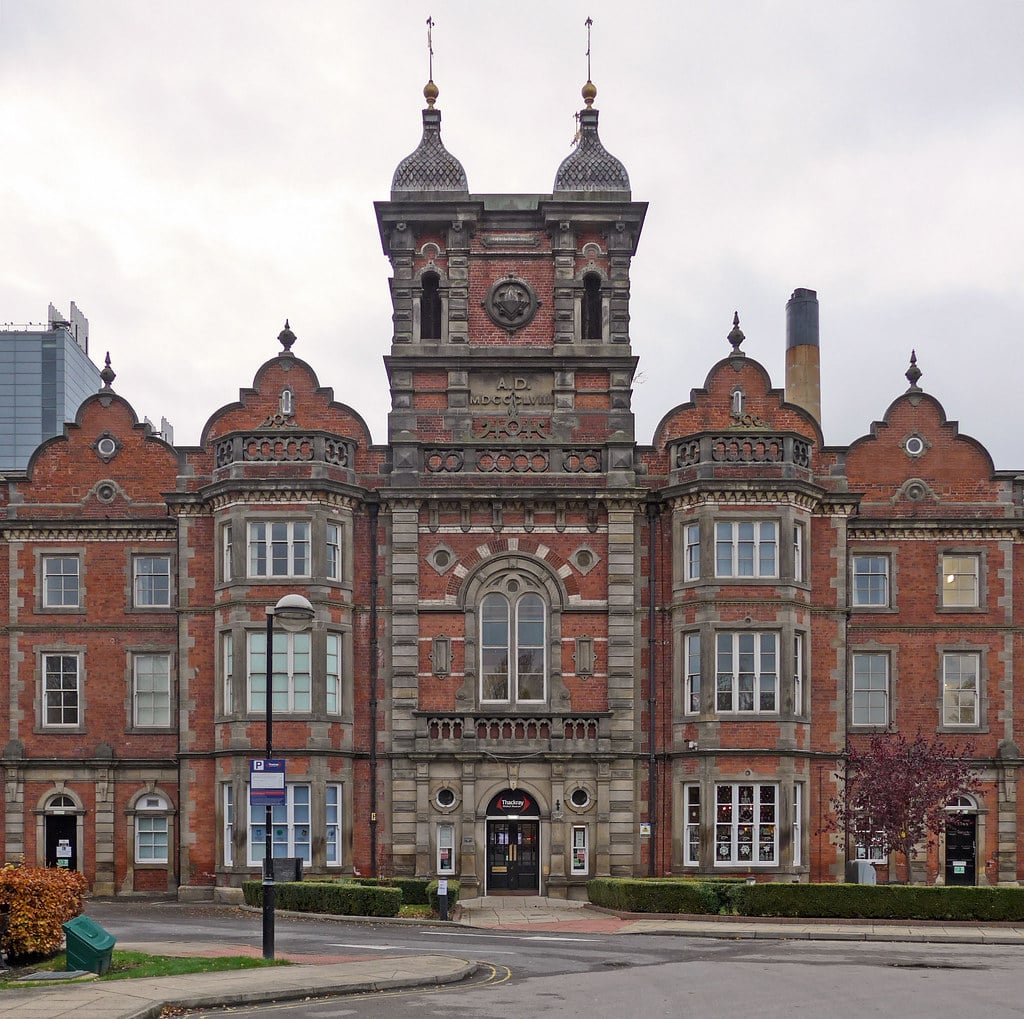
[
  {"xmin": 421, "ymin": 271, "xmax": 442, "ymax": 340},
  {"xmin": 582, "ymin": 273, "xmax": 602, "ymax": 341},
  {"xmin": 731, "ymin": 388, "xmax": 745, "ymax": 417}
]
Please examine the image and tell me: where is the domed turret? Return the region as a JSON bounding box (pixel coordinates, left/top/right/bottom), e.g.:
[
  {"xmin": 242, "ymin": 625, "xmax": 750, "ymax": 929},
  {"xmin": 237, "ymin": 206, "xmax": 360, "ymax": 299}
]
[
  {"xmin": 390, "ymin": 80, "xmax": 469, "ymax": 198},
  {"xmin": 553, "ymin": 79, "xmax": 630, "ymax": 194}
]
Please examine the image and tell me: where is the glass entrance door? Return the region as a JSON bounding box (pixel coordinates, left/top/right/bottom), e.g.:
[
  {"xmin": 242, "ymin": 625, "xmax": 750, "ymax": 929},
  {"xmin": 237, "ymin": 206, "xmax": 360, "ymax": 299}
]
[
  {"xmin": 487, "ymin": 820, "xmax": 539, "ymax": 892},
  {"xmin": 45, "ymin": 814, "xmax": 77, "ymax": 871}
]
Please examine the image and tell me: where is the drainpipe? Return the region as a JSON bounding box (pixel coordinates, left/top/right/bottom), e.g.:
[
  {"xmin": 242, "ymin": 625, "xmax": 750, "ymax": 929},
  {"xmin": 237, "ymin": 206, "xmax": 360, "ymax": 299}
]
[
  {"xmin": 369, "ymin": 502, "xmax": 380, "ymax": 877},
  {"xmin": 647, "ymin": 500, "xmax": 658, "ymax": 877}
]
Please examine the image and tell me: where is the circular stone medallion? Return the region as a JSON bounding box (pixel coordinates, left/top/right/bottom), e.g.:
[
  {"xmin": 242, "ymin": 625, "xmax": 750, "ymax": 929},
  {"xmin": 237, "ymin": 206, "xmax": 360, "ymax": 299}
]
[{"xmin": 484, "ymin": 275, "xmax": 539, "ymax": 331}]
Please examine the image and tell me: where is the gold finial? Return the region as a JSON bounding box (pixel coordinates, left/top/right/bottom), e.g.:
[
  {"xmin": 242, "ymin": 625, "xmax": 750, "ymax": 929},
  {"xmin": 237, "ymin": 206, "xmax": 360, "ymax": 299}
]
[
  {"xmin": 582, "ymin": 16, "xmax": 596, "ymax": 107},
  {"xmin": 424, "ymin": 15, "xmax": 438, "ymax": 107}
]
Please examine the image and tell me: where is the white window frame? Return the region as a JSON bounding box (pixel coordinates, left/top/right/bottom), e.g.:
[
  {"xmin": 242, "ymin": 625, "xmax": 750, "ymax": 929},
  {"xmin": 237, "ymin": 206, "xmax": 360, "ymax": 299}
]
[
  {"xmin": 133, "ymin": 653, "xmax": 171, "ymax": 728},
  {"xmin": 222, "ymin": 523, "xmax": 233, "ymax": 582},
  {"xmin": 479, "ymin": 591, "xmax": 547, "ymax": 705},
  {"xmin": 438, "ymin": 822, "xmax": 456, "ymax": 875},
  {"xmin": 793, "ymin": 524, "xmax": 804, "ymax": 582},
  {"xmin": 247, "ymin": 784, "xmax": 311, "ymax": 866},
  {"xmin": 942, "ymin": 555, "xmax": 979, "ymax": 608},
  {"xmin": 852, "ymin": 555, "xmax": 889, "ymax": 607},
  {"xmin": 852, "ymin": 652, "xmax": 889, "ymax": 726},
  {"xmin": 326, "ymin": 784, "xmax": 342, "ymax": 867},
  {"xmin": 793, "ymin": 784, "xmax": 802, "ymax": 867},
  {"xmin": 43, "ymin": 555, "xmax": 80, "ymax": 608},
  {"xmin": 248, "ymin": 630, "xmax": 312, "ymax": 714},
  {"xmin": 684, "ymin": 523, "xmax": 700, "ymax": 581},
  {"xmin": 247, "ymin": 521, "xmax": 310, "ymax": 578},
  {"xmin": 854, "ymin": 827, "xmax": 886, "ymax": 863},
  {"xmin": 793, "ymin": 633, "xmax": 804, "ymax": 716},
  {"xmin": 326, "ymin": 633, "xmax": 341, "ymax": 714},
  {"xmin": 714, "ymin": 521, "xmax": 778, "ymax": 578},
  {"xmin": 684, "ymin": 785, "xmax": 701, "ymax": 866},
  {"xmin": 714, "ymin": 783, "xmax": 778, "ymax": 866},
  {"xmin": 224, "ymin": 784, "xmax": 234, "ymax": 866},
  {"xmin": 326, "ymin": 523, "xmax": 342, "ymax": 581},
  {"xmin": 684, "ymin": 632, "xmax": 701, "ymax": 714},
  {"xmin": 42, "ymin": 653, "xmax": 80, "ymax": 727},
  {"xmin": 222, "ymin": 633, "xmax": 234, "ymax": 714},
  {"xmin": 570, "ymin": 825, "xmax": 589, "ymax": 875},
  {"xmin": 942, "ymin": 652, "xmax": 979, "ymax": 727},
  {"xmin": 133, "ymin": 555, "xmax": 171, "ymax": 608},
  {"xmin": 715, "ymin": 631, "xmax": 779, "ymax": 713},
  {"xmin": 135, "ymin": 796, "xmax": 169, "ymax": 864}
]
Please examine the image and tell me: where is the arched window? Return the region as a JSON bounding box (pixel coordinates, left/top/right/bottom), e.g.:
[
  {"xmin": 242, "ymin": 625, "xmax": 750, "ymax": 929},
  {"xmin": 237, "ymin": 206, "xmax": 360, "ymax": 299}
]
[
  {"xmin": 581, "ymin": 273, "xmax": 602, "ymax": 341},
  {"xmin": 480, "ymin": 590, "xmax": 547, "ymax": 704},
  {"xmin": 421, "ymin": 271, "xmax": 442, "ymax": 340}
]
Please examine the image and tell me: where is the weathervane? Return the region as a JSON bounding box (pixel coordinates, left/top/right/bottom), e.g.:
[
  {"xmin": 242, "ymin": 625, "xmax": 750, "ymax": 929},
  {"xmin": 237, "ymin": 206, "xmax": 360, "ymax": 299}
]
[
  {"xmin": 427, "ymin": 15, "xmax": 434, "ymax": 81},
  {"xmin": 585, "ymin": 16, "xmax": 593, "ymax": 81}
]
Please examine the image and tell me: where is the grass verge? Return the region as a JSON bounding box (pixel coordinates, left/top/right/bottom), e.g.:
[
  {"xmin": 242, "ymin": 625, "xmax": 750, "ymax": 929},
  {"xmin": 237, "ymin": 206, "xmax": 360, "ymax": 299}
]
[{"xmin": 1, "ymin": 949, "xmax": 287, "ymax": 988}]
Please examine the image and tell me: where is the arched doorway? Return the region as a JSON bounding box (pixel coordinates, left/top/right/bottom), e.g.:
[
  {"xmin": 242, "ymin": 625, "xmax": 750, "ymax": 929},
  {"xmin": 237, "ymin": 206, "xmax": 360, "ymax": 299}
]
[
  {"xmin": 44, "ymin": 793, "xmax": 79, "ymax": 872},
  {"xmin": 945, "ymin": 794, "xmax": 978, "ymax": 885},
  {"xmin": 486, "ymin": 789, "xmax": 540, "ymax": 894}
]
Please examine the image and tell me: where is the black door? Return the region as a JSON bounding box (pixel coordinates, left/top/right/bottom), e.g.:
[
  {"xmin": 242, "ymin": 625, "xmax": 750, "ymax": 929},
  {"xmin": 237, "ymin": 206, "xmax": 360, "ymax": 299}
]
[
  {"xmin": 45, "ymin": 815, "xmax": 77, "ymax": 871},
  {"xmin": 945, "ymin": 814, "xmax": 976, "ymax": 885},
  {"xmin": 487, "ymin": 820, "xmax": 539, "ymax": 892}
]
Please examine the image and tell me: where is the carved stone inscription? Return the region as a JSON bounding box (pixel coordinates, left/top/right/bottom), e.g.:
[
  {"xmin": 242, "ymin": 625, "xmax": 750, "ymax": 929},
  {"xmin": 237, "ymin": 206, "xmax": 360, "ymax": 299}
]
[
  {"xmin": 469, "ymin": 373, "xmax": 554, "ymax": 413},
  {"xmin": 469, "ymin": 373, "xmax": 554, "ymax": 444}
]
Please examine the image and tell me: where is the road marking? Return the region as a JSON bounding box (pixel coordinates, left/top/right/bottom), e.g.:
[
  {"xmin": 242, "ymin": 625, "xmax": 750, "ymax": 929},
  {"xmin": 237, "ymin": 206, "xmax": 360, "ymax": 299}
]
[
  {"xmin": 326, "ymin": 942, "xmax": 401, "ymax": 950},
  {"xmin": 419, "ymin": 930, "xmax": 601, "ymax": 943}
]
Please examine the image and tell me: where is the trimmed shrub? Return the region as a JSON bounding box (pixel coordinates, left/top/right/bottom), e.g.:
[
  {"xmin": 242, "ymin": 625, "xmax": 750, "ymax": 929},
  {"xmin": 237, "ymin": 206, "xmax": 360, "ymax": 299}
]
[
  {"xmin": 339, "ymin": 877, "xmax": 431, "ymax": 905},
  {"xmin": 243, "ymin": 880, "xmax": 401, "ymax": 917},
  {"xmin": 588, "ymin": 878, "xmax": 732, "ymax": 915},
  {"xmin": 587, "ymin": 878, "xmax": 1024, "ymax": 922},
  {"xmin": 727, "ymin": 882, "xmax": 1024, "ymax": 921},
  {"xmin": 0, "ymin": 864, "xmax": 88, "ymax": 960},
  {"xmin": 427, "ymin": 878, "xmax": 460, "ymax": 913}
]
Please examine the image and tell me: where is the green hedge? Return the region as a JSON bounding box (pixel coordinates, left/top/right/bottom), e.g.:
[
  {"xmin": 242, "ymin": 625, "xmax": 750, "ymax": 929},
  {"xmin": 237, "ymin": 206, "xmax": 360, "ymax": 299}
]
[
  {"xmin": 243, "ymin": 880, "xmax": 401, "ymax": 917},
  {"xmin": 338, "ymin": 877, "xmax": 432, "ymax": 905},
  {"xmin": 588, "ymin": 878, "xmax": 1024, "ymax": 922}
]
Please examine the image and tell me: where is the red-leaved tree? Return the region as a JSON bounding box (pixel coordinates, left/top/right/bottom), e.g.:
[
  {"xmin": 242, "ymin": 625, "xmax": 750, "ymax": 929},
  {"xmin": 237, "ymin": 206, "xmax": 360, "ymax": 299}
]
[{"xmin": 825, "ymin": 730, "xmax": 982, "ymax": 882}]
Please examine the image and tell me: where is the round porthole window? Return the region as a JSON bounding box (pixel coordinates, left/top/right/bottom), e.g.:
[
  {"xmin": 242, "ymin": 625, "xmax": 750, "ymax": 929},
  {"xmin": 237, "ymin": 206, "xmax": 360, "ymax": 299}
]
[
  {"xmin": 569, "ymin": 788, "xmax": 591, "ymax": 810},
  {"xmin": 97, "ymin": 437, "xmax": 117, "ymax": 457},
  {"xmin": 905, "ymin": 435, "xmax": 925, "ymax": 457},
  {"xmin": 434, "ymin": 549, "xmax": 450, "ymax": 568},
  {"xmin": 96, "ymin": 482, "xmax": 117, "ymax": 503},
  {"xmin": 436, "ymin": 787, "xmax": 456, "ymax": 809}
]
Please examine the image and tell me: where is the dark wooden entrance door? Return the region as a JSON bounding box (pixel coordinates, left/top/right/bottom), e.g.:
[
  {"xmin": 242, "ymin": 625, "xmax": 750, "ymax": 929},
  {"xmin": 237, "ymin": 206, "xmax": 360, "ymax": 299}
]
[
  {"xmin": 945, "ymin": 814, "xmax": 976, "ymax": 885},
  {"xmin": 45, "ymin": 814, "xmax": 77, "ymax": 871},
  {"xmin": 487, "ymin": 820, "xmax": 539, "ymax": 892}
]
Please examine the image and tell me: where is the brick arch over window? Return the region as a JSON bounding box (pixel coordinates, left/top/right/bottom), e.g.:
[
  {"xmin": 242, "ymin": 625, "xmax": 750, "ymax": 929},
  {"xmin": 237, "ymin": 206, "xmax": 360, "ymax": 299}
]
[
  {"xmin": 453, "ymin": 551, "xmax": 571, "ymax": 712},
  {"xmin": 444, "ymin": 539, "xmax": 581, "ymax": 601}
]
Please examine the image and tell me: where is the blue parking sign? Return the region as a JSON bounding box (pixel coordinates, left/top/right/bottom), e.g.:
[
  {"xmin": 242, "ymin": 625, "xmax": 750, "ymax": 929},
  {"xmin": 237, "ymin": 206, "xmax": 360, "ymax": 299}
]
[{"xmin": 250, "ymin": 759, "xmax": 286, "ymax": 806}]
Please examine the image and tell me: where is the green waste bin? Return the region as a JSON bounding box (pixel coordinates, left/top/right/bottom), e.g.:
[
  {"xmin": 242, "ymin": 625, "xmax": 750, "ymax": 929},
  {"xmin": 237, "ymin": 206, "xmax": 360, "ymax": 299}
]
[{"xmin": 63, "ymin": 915, "xmax": 116, "ymax": 975}]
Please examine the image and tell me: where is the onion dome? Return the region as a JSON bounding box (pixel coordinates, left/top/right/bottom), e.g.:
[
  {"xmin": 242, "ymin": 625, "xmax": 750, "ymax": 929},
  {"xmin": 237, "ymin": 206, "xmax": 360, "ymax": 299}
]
[
  {"xmin": 553, "ymin": 80, "xmax": 630, "ymax": 194},
  {"xmin": 390, "ymin": 81, "xmax": 469, "ymax": 197}
]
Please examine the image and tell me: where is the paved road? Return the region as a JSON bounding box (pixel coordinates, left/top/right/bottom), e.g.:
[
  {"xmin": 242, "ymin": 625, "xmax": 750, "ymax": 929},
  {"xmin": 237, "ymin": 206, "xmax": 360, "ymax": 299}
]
[{"xmin": 84, "ymin": 902, "xmax": 1024, "ymax": 1018}]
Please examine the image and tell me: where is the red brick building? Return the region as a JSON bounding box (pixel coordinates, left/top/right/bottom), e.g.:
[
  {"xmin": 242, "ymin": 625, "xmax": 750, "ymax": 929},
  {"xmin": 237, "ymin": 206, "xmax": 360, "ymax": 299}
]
[{"xmin": 1, "ymin": 81, "xmax": 1019, "ymax": 897}]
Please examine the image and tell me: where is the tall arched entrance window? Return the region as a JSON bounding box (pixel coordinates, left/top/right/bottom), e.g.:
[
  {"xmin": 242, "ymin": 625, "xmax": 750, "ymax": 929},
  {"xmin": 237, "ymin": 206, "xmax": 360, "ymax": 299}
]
[{"xmin": 480, "ymin": 589, "xmax": 547, "ymax": 705}]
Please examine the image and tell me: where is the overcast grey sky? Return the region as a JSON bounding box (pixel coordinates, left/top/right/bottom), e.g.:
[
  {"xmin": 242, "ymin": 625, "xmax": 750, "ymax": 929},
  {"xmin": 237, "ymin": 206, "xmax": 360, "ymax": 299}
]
[{"xmin": 2, "ymin": 1, "xmax": 1022, "ymax": 466}]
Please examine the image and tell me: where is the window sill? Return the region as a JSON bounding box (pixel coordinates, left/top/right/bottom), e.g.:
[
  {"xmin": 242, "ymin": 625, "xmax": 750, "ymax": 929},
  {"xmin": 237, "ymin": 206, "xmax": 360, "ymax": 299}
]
[{"xmin": 937, "ymin": 725, "xmax": 988, "ymax": 735}]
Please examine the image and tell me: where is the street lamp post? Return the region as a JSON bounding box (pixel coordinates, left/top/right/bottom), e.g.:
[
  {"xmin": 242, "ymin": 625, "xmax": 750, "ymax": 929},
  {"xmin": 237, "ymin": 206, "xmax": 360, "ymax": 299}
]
[{"xmin": 262, "ymin": 593, "xmax": 315, "ymax": 961}]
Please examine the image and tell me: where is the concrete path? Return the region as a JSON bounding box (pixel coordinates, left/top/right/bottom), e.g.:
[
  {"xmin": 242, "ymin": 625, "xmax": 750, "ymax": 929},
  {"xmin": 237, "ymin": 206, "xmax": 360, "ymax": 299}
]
[
  {"xmin": 0, "ymin": 952, "xmax": 476, "ymax": 1019},
  {"xmin": 455, "ymin": 894, "xmax": 1024, "ymax": 944},
  {"xmin": 4, "ymin": 896, "xmax": 1024, "ymax": 1018}
]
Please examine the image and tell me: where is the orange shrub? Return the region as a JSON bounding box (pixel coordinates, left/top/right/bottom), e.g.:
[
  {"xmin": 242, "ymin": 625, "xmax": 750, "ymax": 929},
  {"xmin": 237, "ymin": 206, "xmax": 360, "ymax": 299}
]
[{"xmin": 0, "ymin": 864, "xmax": 87, "ymax": 960}]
